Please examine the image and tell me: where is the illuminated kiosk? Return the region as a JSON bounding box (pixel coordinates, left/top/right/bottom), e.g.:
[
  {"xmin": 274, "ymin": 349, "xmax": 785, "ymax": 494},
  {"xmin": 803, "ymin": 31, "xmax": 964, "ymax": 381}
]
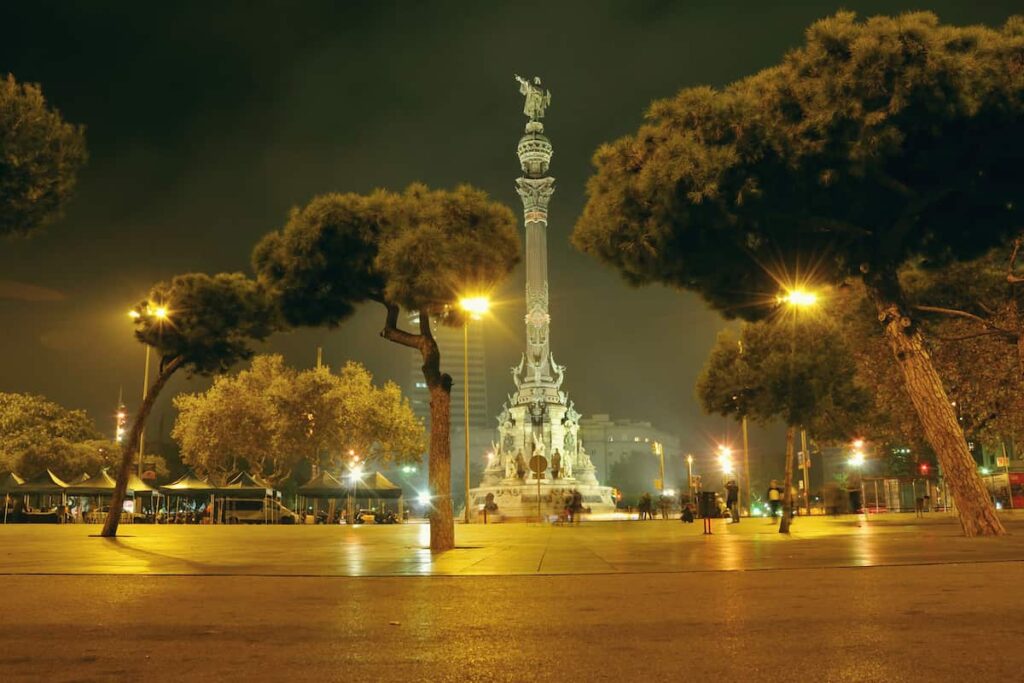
[{"xmin": 468, "ymin": 76, "xmax": 616, "ymax": 521}]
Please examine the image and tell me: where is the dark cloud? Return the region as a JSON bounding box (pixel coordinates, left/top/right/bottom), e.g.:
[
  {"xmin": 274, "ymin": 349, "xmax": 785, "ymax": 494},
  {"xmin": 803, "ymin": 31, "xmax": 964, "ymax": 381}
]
[{"xmin": 0, "ymin": 281, "xmax": 66, "ymax": 303}]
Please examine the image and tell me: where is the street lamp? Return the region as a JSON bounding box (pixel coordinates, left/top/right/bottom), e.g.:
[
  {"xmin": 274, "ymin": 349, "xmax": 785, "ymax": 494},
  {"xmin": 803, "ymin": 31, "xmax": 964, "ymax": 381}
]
[
  {"xmin": 458, "ymin": 295, "xmax": 490, "ymax": 523},
  {"xmin": 686, "ymin": 454, "xmax": 695, "ymax": 503},
  {"xmin": 848, "ymin": 439, "xmax": 867, "ymax": 514},
  {"xmin": 778, "ymin": 287, "xmax": 820, "ymax": 517},
  {"xmin": 128, "ymin": 304, "xmax": 169, "ymax": 478}
]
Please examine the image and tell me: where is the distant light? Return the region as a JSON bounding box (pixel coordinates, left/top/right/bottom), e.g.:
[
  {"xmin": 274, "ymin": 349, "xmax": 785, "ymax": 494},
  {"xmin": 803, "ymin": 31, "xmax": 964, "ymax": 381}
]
[
  {"xmin": 980, "ymin": 467, "xmax": 991, "ymax": 475},
  {"xmin": 416, "ymin": 491, "xmax": 431, "ymax": 506},
  {"xmin": 663, "ymin": 488, "xmax": 675, "ymax": 497},
  {"xmin": 996, "ymin": 501, "xmax": 1004, "ymax": 510},
  {"xmin": 849, "ymin": 451, "xmax": 866, "ymax": 467},
  {"xmin": 152, "ymin": 306, "xmax": 168, "ymax": 320},
  {"xmin": 128, "ymin": 310, "xmax": 141, "ymax": 319},
  {"xmin": 852, "ymin": 439, "xmax": 865, "ymax": 450},
  {"xmin": 348, "ymin": 466, "xmax": 364, "ymax": 481}
]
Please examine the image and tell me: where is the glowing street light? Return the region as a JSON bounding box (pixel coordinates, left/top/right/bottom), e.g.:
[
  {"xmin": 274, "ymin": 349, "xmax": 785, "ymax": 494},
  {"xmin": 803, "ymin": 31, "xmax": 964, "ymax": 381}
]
[
  {"xmin": 778, "ymin": 289, "xmax": 819, "ymax": 307},
  {"xmin": 459, "ymin": 296, "xmax": 491, "ymax": 320},
  {"xmin": 458, "ymin": 294, "xmax": 491, "ymax": 524}
]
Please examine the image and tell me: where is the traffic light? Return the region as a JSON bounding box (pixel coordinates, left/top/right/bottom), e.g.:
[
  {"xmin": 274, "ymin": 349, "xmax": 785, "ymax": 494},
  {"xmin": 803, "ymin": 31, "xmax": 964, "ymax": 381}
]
[{"xmin": 919, "ymin": 462, "xmax": 930, "ymax": 476}]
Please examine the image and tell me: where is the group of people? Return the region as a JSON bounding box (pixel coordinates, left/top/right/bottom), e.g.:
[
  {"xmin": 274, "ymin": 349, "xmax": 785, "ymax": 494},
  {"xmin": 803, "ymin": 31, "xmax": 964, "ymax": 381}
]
[{"xmin": 636, "ymin": 492, "xmax": 675, "ymax": 520}]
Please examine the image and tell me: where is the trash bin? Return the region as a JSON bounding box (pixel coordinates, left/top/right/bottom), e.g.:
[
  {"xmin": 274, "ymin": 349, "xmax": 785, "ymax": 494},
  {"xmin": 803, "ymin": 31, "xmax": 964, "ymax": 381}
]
[{"xmin": 698, "ymin": 491, "xmax": 718, "ymax": 518}]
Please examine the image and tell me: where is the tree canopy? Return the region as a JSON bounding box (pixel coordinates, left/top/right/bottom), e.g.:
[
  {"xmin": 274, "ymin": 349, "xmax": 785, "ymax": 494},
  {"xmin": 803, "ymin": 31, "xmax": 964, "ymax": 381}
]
[
  {"xmin": 697, "ymin": 317, "xmax": 870, "ymax": 438},
  {"xmin": 0, "ymin": 392, "xmax": 101, "ymax": 478},
  {"xmin": 574, "ymin": 12, "xmax": 1024, "ymax": 312},
  {"xmin": 253, "ymin": 184, "xmax": 519, "ymax": 325},
  {"xmin": 1, "ymin": 74, "xmax": 87, "ymax": 239},
  {"xmin": 131, "ymin": 272, "xmax": 277, "ymax": 376},
  {"xmin": 172, "ymin": 354, "xmax": 424, "ymax": 485}
]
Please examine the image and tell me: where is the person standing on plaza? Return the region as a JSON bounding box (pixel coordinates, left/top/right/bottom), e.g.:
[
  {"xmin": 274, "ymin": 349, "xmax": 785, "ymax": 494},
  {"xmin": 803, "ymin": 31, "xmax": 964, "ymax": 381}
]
[
  {"xmin": 767, "ymin": 480, "xmax": 782, "ymax": 518},
  {"xmin": 571, "ymin": 488, "xmax": 583, "ymax": 525},
  {"xmin": 725, "ymin": 479, "xmax": 739, "ymax": 523}
]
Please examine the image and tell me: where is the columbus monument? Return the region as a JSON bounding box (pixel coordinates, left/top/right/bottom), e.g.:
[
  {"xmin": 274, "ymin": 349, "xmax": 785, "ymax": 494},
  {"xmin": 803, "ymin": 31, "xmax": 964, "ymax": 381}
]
[{"xmin": 468, "ymin": 76, "xmax": 616, "ymax": 520}]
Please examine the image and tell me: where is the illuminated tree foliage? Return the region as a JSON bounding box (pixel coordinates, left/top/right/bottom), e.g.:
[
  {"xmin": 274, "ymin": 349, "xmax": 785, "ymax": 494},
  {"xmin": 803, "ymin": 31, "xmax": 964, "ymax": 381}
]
[
  {"xmin": 576, "ymin": 12, "xmax": 1024, "ymax": 536},
  {"xmin": 1, "ymin": 74, "xmax": 86, "ymax": 238},
  {"xmin": 172, "ymin": 354, "xmax": 424, "ymax": 485},
  {"xmin": 254, "ymin": 184, "xmax": 518, "ymax": 552}
]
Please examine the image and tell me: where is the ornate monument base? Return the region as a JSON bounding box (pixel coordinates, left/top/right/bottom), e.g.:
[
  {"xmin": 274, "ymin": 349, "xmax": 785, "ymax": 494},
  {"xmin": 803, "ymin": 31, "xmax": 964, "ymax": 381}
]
[{"xmin": 470, "ymin": 478, "xmax": 616, "ymax": 522}]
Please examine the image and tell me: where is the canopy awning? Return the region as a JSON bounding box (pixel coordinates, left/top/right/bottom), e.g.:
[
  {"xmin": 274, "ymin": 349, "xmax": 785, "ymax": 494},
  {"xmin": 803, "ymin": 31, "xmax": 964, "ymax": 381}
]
[
  {"xmin": 67, "ymin": 469, "xmax": 134, "ymax": 497},
  {"xmin": 159, "ymin": 468, "xmax": 213, "ymax": 496},
  {"xmin": 127, "ymin": 473, "xmax": 157, "ymax": 495},
  {"xmin": 350, "ymin": 472, "xmax": 404, "ymax": 499},
  {"xmin": 210, "ymin": 471, "xmax": 274, "ymax": 498},
  {"xmin": 0, "ymin": 471, "xmax": 25, "ymax": 494},
  {"xmin": 297, "ymin": 471, "xmax": 346, "ymax": 498},
  {"xmin": 17, "ymin": 469, "xmax": 70, "ymax": 494}
]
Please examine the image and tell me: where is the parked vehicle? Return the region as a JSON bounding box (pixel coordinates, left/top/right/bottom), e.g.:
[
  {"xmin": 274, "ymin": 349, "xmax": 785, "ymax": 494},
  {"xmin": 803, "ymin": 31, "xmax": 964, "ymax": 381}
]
[{"xmin": 224, "ymin": 499, "xmax": 296, "ymax": 524}]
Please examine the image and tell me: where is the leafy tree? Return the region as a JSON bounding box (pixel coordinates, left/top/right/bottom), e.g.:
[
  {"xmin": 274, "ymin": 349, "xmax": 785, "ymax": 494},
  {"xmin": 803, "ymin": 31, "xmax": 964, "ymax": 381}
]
[
  {"xmin": 0, "ymin": 392, "xmax": 101, "ymax": 477},
  {"xmin": 172, "ymin": 354, "xmax": 424, "ymax": 485},
  {"xmin": 575, "ymin": 12, "xmax": 1024, "ymax": 536},
  {"xmin": 102, "ymin": 273, "xmax": 276, "ymax": 537},
  {"xmin": 1, "ymin": 74, "xmax": 87, "ymax": 239},
  {"xmin": 697, "ymin": 317, "xmax": 869, "ymax": 532},
  {"xmin": 254, "ymin": 184, "xmax": 518, "ymax": 551}
]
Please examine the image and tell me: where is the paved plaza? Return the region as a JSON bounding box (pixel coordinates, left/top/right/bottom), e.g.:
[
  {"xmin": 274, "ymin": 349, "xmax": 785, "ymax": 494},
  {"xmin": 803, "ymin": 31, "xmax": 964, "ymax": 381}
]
[{"xmin": 2, "ymin": 514, "xmax": 1023, "ymax": 681}]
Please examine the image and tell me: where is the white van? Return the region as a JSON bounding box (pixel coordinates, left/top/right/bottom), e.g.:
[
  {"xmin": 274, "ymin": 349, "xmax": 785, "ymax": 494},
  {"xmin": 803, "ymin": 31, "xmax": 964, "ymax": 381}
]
[{"xmin": 222, "ymin": 499, "xmax": 296, "ymax": 524}]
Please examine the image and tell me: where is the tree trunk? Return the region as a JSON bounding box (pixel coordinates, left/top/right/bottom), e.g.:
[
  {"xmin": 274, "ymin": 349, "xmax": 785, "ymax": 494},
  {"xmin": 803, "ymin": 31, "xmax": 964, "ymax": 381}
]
[
  {"xmin": 866, "ymin": 272, "xmax": 1005, "ymax": 537},
  {"xmin": 380, "ymin": 304, "xmax": 455, "ymax": 552},
  {"xmin": 427, "ymin": 381, "xmax": 455, "ymax": 552},
  {"xmin": 100, "ymin": 355, "xmax": 184, "ymax": 537},
  {"xmin": 779, "ymin": 425, "xmax": 796, "ymax": 534}
]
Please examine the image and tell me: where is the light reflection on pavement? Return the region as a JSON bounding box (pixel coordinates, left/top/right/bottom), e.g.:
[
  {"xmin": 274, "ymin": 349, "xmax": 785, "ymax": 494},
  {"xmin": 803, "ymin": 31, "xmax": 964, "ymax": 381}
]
[{"xmin": 1, "ymin": 513, "xmax": 1022, "ymax": 577}]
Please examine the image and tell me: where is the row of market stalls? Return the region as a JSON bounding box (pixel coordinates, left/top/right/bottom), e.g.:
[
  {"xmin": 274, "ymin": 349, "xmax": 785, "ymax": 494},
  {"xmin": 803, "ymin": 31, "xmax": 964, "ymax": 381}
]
[
  {"xmin": 297, "ymin": 471, "xmax": 405, "ymax": 522},
  {"xmin": 1, "ymin": 467, "xmax": 406, "ymax": 524}
]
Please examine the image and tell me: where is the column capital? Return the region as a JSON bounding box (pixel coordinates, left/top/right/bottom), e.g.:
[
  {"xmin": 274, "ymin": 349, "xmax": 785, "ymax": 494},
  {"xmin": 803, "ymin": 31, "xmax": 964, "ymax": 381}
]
[{"xmin": 515, "ymin": 176, "xmax": 556, "ymax": 225}]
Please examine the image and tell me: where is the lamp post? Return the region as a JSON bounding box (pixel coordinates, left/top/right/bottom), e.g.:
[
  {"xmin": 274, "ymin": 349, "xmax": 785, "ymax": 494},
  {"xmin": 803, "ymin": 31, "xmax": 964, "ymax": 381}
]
[
  {"xmin": 458, "ymin": 296, "xmax": 490, "ymax": 524},
  {"xmin": 686, "ymin": 454, "xmax": 694, "ymax": 503},
  {"xmin": 778, "ymin": 288, "xmax": 818, "ymax": 523},
  {"xmin": 849, "ymin": 440, "xmax": 866, "ymax": 514},
  {"xmin": 128, "ymin": 305, "xmax": 168, "ymax": 479},
  {"xmin": 651, "ymin": 441, "xmax": 665, "ymax": 494}
]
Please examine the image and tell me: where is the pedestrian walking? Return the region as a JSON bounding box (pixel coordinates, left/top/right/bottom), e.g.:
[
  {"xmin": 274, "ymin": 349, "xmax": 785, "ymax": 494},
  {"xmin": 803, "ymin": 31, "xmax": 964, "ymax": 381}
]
[
  {"xmin": 725, "ymin": 479, "xmax": 739, "ymax": 523},
  {"xmin": 571, "ymin": 488, "xmax": 583, "ymax": 525},
  {"xmin": 767, "ymin": 480, "xmax": 782, "ymax": 518}
]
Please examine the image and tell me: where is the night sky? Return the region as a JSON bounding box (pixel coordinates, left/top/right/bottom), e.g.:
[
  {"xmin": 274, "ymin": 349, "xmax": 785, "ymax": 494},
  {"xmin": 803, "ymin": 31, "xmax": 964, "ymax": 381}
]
[{"xmin": 1, "ymin": 1, "xmax": 1019, "ymax": 467}]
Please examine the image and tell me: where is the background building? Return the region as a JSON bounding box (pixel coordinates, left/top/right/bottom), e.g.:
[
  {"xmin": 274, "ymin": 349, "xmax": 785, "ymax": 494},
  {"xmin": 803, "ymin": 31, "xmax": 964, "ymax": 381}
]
[{"xmin": 579, "ymin": 414, "xmax": 682, "ymax": 500}]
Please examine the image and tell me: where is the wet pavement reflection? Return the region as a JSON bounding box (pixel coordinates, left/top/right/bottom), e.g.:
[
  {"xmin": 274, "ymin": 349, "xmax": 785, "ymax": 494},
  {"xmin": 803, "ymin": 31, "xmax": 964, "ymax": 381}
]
[{"xmin": 1, "ymin": 513, "xmax": 1022, "ymax": 577}]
